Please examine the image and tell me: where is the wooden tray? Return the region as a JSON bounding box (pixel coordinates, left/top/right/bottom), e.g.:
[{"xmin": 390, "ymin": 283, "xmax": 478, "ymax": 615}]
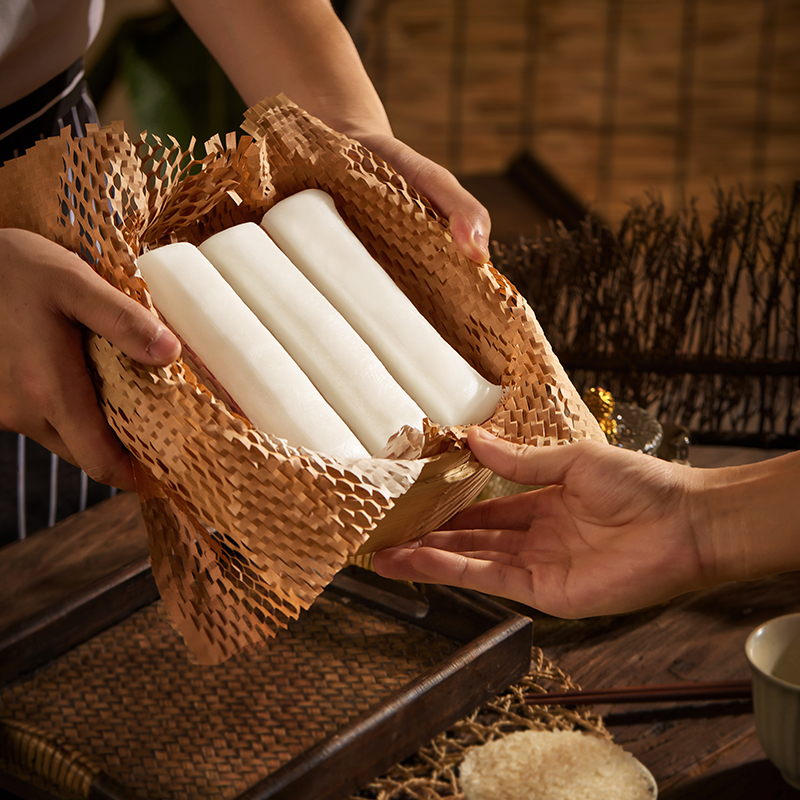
[{"xmin": 0, "ymin": 494, "xmax": 532, "ymax": 800}]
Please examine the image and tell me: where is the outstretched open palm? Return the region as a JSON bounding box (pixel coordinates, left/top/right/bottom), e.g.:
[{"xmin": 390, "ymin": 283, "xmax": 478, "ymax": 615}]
[{"xmin": 373, "ymin": 428, "xmax": 709, "ymax": 617}]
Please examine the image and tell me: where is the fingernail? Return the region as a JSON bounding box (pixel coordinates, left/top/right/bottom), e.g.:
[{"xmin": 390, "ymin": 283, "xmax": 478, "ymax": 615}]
[
  {"xmin": 471, "ymin": 426, "xmax": 495, "ymax": 442},
  {"xmin": 147, "ymin": 326, "xmax": 180, "ymax": 362},
  {"xmin": 397, "ymin": 538, "xmax": 422, "ymax": 550},
  {"xmin": 471, "ymin": 229, "xmax": 490, "ymax": 262}
]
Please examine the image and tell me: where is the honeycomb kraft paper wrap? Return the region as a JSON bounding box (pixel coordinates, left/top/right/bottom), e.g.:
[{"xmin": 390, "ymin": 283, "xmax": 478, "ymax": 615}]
[{"xmin": 0, "ymin": 95, "xmax": 604, "ymax": 665}]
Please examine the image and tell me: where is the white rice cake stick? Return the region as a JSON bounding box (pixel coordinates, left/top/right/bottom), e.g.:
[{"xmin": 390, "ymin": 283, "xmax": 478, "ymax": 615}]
[
  {"xmin": 137, "ymin": 242, "xmax": 369, "ymax": 459},
  {"xmin": 261, "ymin": 189, "xmax": 503, "ymax": 427},
  {"xmin": 199, "ymin": 222, "xmax": 425, "ymax": 456}
]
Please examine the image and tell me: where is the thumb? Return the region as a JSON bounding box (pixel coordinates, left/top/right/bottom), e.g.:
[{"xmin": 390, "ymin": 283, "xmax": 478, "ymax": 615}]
[
  {"xmin": 355, "ymin": 134, "xmax": 491, "ymax": 263},
  {"xmin": 409, "ymin": 163, "xmax": 491, "ymax": 263},
  {"xmin": 467, "ymin": 426, "xmax": 588, "ymax": 487},
  {"xmin": 448, "ymin": 207, "xmax": 491, "ymax": 265},
  {"xmin": 66, "ymin": 264, "xmax": 181, "ymax": 366}
]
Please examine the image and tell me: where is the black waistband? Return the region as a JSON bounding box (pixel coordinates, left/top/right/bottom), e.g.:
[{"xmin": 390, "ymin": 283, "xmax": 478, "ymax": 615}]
[{"xmin": 0, "ymin": 59, "xmax": 86, "ymax": 135}]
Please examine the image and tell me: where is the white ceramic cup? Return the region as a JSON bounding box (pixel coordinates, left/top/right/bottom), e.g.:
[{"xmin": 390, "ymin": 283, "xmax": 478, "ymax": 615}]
[{"xmin": 745, "ymin": 612, "xmax": 800, "ymax": 788}]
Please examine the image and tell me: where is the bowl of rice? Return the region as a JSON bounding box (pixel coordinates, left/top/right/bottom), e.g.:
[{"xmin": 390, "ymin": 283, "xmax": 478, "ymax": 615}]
[{"xmin": 459, "ymin": 729, "xmax": 657, "ymax": 800}]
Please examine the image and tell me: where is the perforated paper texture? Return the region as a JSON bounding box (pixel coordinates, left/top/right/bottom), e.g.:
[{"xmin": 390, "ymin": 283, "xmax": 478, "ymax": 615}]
[{"xmin": 0, "ymin": 96, "xmax": 604, "ymax": 664}]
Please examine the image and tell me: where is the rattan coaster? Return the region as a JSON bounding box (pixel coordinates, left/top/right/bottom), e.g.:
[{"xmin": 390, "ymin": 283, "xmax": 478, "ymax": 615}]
[{"xmin": 348, "ymin": 648, "xmax": 607, "ymax": 800}]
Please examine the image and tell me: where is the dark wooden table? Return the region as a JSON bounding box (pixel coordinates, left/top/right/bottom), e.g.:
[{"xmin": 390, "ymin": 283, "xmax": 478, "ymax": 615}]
[
  {"xmin": 1, "ymin": 444, "xmax": 797, "ymax": 799},
  {"xmin": 529, "ymin": 573, "xmax": 800, "ymax": 799}
]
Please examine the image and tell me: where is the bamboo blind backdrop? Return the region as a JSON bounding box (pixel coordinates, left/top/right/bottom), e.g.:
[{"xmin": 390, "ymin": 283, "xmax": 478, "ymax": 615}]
[{"xmin": 360, "ymin": 0, "xmax": 800, "ymax": 226}]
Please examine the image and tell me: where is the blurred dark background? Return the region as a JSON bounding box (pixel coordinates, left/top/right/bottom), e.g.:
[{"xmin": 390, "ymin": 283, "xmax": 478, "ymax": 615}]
[{"xmin": 86, "ymin": 0, "xmax": 800, "ymax": 238}]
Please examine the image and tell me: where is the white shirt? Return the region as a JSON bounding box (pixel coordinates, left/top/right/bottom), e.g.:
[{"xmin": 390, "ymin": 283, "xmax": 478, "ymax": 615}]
[{"xmin": 0, "ymin": 0, "xmax": 104, "ymax": 108}]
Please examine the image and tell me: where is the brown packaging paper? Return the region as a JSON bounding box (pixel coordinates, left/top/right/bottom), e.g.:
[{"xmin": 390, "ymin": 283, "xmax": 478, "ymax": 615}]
[{"xmin": 0, "ymin": 96, "xmax": 604, "ymax": 664}]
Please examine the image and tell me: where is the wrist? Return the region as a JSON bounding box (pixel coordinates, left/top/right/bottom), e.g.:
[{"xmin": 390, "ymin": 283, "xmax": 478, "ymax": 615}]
[
  {"xmin": 692, "ymin": 452, "xmax": 800, "ymax": 586},
  {"xmin": 332, "ymin": 122, "xmax": 394, "ymax": 150}
]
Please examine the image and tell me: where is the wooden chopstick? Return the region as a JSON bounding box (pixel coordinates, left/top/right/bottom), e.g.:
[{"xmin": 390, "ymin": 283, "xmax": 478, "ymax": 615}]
[{"xmin": 524, "ymin": 679, "xmax": 752, "ymax": 707}]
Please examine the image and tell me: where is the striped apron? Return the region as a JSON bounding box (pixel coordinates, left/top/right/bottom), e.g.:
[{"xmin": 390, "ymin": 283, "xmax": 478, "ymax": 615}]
[{"xmin": 0, "ymin": 59, "xmax": 115, "ymax": 544}]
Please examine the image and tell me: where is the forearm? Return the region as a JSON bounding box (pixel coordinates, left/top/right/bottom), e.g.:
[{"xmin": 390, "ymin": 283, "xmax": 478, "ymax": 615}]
[
  {"xmin": 172, "ymin": 0, "xmax": 493, "ymax": 262},
  {"xmin": 694, "ymin": 450, "xmax": 800, "ymax": 585},
  {"xmin": 170, "ymin": 0, "xmax": 392, "ymax": 137}
]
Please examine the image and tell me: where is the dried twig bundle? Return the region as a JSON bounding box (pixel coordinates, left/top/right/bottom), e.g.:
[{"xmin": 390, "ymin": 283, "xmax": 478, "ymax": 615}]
[{"xmin": 493, "ymin": 184, "xmax": 800, "ymax": 446}]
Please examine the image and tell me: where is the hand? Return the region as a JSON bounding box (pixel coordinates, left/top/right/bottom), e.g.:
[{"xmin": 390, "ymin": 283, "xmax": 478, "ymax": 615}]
[
  {"xmin": 171, "ymin": 0, "xmax": 491, "ymax": 263},
  {"xmin": 0, "ymin": 229, "xmax": 181, "ymax": 491},
  {"xmin": 351, "ymin": 131, "xmax": 491, "ymax": 263},
  {"xmin": 373, "ymin": 427, "xmax": 712, "ymax": 618}
]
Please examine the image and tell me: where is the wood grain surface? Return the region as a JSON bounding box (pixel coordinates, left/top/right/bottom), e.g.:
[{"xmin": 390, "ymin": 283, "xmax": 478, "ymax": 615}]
[
  {"xmin": 1, "ymin": 444, "xmax": 796, "ymax": 797},
  {"xmin": 0, "ymin": 491, "xmax": 147, "ymax": 632},
  {"xmin": 528, "ymin": 573, "xmax": 800, "ymax": 798}
]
